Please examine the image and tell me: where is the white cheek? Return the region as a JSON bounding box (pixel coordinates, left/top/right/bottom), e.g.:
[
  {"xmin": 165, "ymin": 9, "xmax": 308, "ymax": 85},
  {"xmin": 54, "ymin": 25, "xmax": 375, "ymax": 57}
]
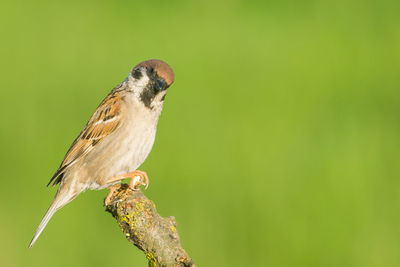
[{"xmin": 127, "ymin": 73, "xmax": 150, "ymax": 98}]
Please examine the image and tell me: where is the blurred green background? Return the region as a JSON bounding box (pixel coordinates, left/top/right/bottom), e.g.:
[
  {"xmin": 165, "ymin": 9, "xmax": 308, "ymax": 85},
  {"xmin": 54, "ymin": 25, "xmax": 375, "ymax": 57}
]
[{"xmin": 1, "ymin": 0, "xmax": 399, "ymax": 266}]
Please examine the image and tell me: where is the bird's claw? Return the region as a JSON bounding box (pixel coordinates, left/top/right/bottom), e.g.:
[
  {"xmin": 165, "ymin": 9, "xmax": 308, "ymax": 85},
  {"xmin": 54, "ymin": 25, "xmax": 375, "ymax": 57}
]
[
  {"xmin": 104, "ymin": 184, "xmax": 122, "ymax": 206},
  {"xmin": 129, "ymin": 170, "xmax": 149, "ymax": 190}
]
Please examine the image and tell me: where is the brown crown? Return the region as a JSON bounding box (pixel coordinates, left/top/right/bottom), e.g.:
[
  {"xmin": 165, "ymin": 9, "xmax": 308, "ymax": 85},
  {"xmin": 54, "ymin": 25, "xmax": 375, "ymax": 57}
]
[{"xmin": 135, "ymin": 59, "xmax": 175, "ymax": 86}]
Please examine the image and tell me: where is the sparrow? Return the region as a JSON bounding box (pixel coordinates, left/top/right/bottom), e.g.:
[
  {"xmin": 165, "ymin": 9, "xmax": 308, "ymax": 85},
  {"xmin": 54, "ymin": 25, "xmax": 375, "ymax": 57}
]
[{"xmin": 29, "ymin": 59, "xmax": 174, "ymax": 248}]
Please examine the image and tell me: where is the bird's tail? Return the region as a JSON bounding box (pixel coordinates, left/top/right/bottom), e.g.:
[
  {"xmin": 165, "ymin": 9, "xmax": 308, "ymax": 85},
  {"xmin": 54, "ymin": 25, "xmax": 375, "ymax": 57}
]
[{"xmin": 29, "ymin": 187, "xmax": 75, "ymax": 248}]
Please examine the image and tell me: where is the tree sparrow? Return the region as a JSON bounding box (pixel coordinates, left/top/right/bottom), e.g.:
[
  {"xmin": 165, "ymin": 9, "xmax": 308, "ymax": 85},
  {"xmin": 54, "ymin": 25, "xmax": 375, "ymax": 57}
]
[{"xmin": 29, "ymin": 59, "xmax": 174, "ymax": 248}]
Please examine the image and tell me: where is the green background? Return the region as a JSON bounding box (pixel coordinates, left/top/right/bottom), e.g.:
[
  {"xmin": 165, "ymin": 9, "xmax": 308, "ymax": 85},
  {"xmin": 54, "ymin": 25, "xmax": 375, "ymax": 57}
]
[{"xmin": 1, "ymin": 0, "xmax": 399, "ymax": 266}]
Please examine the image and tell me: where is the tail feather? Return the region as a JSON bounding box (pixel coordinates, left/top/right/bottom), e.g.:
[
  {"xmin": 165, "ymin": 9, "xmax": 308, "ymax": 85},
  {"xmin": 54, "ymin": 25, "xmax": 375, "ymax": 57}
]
[{"xmin": 29, "ymin": 190, "xmax": 74, "ymax": 248}]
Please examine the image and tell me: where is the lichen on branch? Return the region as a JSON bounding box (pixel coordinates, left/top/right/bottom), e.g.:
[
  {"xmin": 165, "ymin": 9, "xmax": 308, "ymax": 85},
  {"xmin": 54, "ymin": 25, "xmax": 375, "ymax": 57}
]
[{"xmin": 105, "ymin": 184, "xmax": 195, "ymax": 267}]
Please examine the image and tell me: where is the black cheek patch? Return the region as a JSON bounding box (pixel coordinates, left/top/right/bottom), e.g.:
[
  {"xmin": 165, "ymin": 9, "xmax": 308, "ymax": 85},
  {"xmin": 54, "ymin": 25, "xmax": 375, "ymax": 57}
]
[
  {"xmin": 140, "ymin": 84, "xmax": 156, "ymax": 109},
  {"xmin": 139, "ymin": 75, "xmax": 167, "ymax": 109},
  {"xmin": 132, "ymin": 69, "xmax": 143, "ymax": 79}
]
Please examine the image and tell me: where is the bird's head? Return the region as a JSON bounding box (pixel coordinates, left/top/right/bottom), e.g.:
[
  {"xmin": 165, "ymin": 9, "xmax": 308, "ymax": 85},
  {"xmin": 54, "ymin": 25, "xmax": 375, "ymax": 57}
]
[{"xmin": 126, "ymin": 59, "xmax": 174, "ymax": 110}]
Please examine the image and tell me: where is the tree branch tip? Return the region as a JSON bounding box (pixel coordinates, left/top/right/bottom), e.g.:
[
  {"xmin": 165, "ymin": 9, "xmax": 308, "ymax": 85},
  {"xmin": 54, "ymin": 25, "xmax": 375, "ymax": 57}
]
[{"xmin": 105, "ymin": 183, "xmax": 194, "ymax": 266}]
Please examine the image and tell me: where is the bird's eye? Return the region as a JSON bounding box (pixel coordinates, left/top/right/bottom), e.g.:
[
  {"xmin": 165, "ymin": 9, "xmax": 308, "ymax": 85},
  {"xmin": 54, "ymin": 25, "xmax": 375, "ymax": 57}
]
[{"xmin": 154, "ymin": 79, "xmax": 166, "ymax": 92}]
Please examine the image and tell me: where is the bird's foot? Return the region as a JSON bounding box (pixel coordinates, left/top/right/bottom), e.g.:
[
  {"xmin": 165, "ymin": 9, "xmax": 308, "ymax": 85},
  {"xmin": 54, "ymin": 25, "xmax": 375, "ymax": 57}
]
[
  {"xmin": 103, "ymin": 170, "xmax": 149, "ymax": 205},
  {"xmin": 129, "ymin": 170, "xmax": 149, "ymax": 190},
  {"xmin": 104, "ymin": 184, "xmax": 122, "ymax": 206}
]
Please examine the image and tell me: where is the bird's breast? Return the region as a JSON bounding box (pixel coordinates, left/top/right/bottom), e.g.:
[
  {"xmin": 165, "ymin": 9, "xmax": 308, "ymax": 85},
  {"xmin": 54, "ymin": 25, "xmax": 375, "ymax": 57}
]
[
  {"xmin": 84, "ymin": 102, "xmax": 160, "ymax": 189},
  {"xmin": 106, "ymin": 107, "xmax": 158, "ymax": 177}
]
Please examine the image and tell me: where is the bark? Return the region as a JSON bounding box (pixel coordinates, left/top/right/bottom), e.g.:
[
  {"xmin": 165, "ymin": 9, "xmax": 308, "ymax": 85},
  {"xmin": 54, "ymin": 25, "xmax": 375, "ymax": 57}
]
[{"xmin": 105, "ymin": 184, "xmax": 195, "ymax": 267}]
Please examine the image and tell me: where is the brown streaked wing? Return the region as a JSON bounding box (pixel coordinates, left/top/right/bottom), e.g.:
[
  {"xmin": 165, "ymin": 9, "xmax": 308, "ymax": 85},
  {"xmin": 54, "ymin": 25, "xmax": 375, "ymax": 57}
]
[{"xmin": 48, "ymin": 90, "xmax": 124, "ymax": 186}]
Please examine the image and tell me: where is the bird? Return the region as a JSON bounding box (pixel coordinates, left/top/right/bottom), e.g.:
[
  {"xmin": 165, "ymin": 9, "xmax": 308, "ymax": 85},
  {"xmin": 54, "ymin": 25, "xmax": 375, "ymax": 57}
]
[{"xmin": 29, "ymin": 59, "xmax": 174, "ymax": 248}]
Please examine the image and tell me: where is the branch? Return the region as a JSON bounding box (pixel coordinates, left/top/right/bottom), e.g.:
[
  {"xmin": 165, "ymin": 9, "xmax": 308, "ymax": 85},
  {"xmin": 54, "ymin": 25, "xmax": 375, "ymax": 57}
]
[{"xmin": 105, "ymin": 184, "xmax": 195, "ymax": 267}]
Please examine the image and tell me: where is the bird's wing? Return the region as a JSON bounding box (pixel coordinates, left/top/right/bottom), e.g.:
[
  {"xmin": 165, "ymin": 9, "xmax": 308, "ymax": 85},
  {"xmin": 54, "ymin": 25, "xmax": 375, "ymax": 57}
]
[{"xmin": 48, "ymin": 90, "xmax": 124, "ymax": 186}]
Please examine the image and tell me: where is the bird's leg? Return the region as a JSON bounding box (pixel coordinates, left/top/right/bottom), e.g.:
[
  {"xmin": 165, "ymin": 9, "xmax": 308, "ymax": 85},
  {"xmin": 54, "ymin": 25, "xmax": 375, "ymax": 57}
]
[
  {"xmin": 128, "ymin": 170, "xmax": 149, "ymax": 190},
  {"xmin": 103, "ymin": 171, "xmax": 149, "ymax": 205},
  {"xmin": 106, "ymin": 170, "xmax": 149, "ymax": 191},
  {"xmin": 104, "ymin": 184, "xmax": 122, "ymax": 206}
]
